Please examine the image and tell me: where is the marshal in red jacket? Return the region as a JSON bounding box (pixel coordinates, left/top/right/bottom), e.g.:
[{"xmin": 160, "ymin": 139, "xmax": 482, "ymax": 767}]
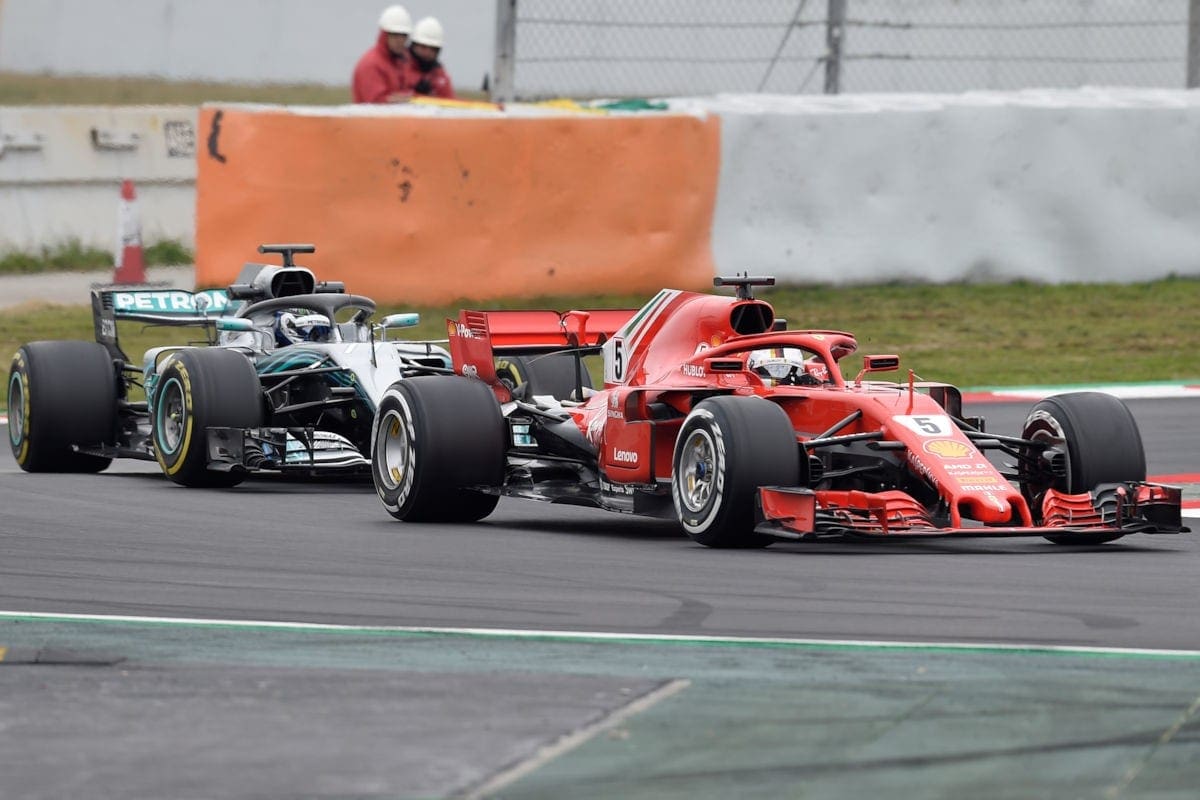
[{"xmin": 352, "ymin": 31, "xmax": 411, "ymax": 103}]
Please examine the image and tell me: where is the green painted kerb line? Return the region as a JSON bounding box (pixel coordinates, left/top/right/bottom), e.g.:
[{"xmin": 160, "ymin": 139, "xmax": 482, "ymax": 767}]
[{"xmin": 2, "ymin": 610, "xmax": 1199, "ymax": 661}]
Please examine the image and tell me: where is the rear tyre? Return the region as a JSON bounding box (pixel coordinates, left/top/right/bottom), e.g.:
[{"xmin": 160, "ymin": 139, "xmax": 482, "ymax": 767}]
[
  {"xmin": 152, "ymin": 348, "xmax": 263, "ymax": 487},
  {"xmin": 372, "ymin": 376, "xmax": 505, "ymax": 522},
  {"xmin": 8, "ymin": 341, "xmax": 117, "ymax": 473},
  {"xmin": 672, "ymin": 396, "xmax": 799, "ymax": 548},
  {"xmin": 1019, "ymin": 391, "xmax": 1145, "ymax": 545},
  {"xmin": 496, "ymin": 354, "xmax": 592, "ymax": 401}
]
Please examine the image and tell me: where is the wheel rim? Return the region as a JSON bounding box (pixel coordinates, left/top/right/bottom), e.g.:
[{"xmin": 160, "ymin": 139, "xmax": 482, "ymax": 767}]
[
  {"xmin": 7, "ymin": 370, "xmax": 25, "ymax": 446},
  {"xmin": 155, "ymin": 377, "xmax": 187, "ymax": 455},
  {"xmin": 678, "ymin": 429, "xmax": 717, "ymax": 513},
  {"xmin": 378, "ymin": 409, "xmax": 411, "ymax": 491},
  {"xmin": 1020, "ymin": 411, "xmax": 1073, "ymax": 520}
]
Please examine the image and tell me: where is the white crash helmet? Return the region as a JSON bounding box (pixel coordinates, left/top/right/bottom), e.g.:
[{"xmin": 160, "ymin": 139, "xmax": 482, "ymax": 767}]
[
  {"xmin": 411, "ymin": 16, "xmax": 444, "ymax": 48},
  {"xmin": 748, "ymin": 351, "xmax": 795, "ymax": 381},
  {"xmin": 275, "ymin": 311, "xmax": 332, "ymax": 346},
  {"xmin": 748, "ymin": 349, "xmax": 828, "ymax": 386},
  {"xmin": 379, "ymin": 5, "xmax": 412, "ymax": 35}
]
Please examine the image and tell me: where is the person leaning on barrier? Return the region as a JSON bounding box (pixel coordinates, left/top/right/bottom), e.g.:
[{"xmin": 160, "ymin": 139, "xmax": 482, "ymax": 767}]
[
  {"xmin": 403, "ymin": 17, "xmax": 456, "ymax": 100},
  {"xmin": 352, "ymin": 5, "xmax": 414, "ymax": 103}
]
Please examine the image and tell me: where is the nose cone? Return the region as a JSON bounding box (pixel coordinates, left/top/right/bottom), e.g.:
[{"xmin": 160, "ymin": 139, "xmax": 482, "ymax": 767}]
[{"xmin": 957, "ymin": 490, "xmax": 1025, "ymax": 524}]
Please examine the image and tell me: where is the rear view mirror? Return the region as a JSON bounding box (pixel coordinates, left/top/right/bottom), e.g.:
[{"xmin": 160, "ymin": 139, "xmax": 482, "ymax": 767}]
[
  {"xmin": 863, "ymin": 355, "xmax": 899, "ymax": 373},
  {"xmin": 853, "ymin": 354, "xmax": 900, "ymax": 385},
  {"xmin": 381, "ymin": 313, "xmax": 420, "ymax": 329},
  {"xmin": 215, "ymin": 317, "xmax": 254, "ymax": 332}
]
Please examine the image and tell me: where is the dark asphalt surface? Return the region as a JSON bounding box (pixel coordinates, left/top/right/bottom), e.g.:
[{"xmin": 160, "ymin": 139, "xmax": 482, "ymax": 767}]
[{"xmin": 1, "ymin": 397, "xmax": 1198, "ymax": 798}]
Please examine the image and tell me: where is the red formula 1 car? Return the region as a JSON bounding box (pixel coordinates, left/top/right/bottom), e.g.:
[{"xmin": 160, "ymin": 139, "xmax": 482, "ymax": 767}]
[{"xmin": 370, "ymin": 276, "xmax": 1187, "ymax": 547}]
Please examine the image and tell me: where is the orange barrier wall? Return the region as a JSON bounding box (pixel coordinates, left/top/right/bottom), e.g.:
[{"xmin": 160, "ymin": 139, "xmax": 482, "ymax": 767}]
[{"xmin": 195, "ymin": 106, "xmax": 721, "ymax": 304}]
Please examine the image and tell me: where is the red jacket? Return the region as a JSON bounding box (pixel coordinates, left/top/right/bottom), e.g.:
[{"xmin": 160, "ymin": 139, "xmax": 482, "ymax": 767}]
[
  {"xmin": 352, "ymin": 31, "xmax": 410, "ymax": 103},
  {"xmin": 402, "ymin": 54, "xmax": 456, "ymax": 100}
]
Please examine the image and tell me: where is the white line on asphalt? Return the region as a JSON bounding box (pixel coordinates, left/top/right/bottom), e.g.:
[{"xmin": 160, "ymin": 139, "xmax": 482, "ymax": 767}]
[
  {"xmin": 963, "ymin": 383, "xmax": 1200, "ymax": 401},
  {"xmin": 2, "ymin": 610, "xmax": 1199, "ymax": 659},
  {"xmin": 456, "ymin": 678, "xmax": 691, "ymax": 800}
]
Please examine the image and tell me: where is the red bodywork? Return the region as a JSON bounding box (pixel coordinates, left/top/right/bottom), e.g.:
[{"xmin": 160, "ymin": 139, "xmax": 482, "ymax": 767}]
[{"xmin": 445, "ymin": 287, "xmax": 1185, "ymax": 539}]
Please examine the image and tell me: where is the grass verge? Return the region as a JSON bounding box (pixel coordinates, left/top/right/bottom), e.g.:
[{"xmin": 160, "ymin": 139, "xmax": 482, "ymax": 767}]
[
  {"xmin": 0, "ymin": 71, "xmax": 489, "ymax": 106},
  {"xmin": 2, "ymin": 277, "xmax": 1198, "ymax": 413},
  {"xmin": 0, "ymin": 239, "xmax": 194, "ymax": 274}
]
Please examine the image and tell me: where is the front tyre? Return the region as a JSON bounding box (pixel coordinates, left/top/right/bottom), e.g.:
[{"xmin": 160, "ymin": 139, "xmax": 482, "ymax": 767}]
[
  {"xmin": 8, "ymin": 341, "xmax": 117, "ymax": 473},
  {"xmin": 372, "ymin": 376, "xmax": 505, "ymax": 522},
  {"xmin": 1019, "ymin": 391, "xmax": 1145, "ymax": 545},
  {"xmin": 152, "ymin": 348, "xmax": 263, "ymax": 487},
  {"xmin": 672, "ymin": 396, "xmax": 799, "ymax": 548}
]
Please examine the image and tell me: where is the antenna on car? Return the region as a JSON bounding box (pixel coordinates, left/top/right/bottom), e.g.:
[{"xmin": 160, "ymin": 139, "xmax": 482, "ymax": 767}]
[
  {"xmin": 258, "ymin": 243, "xmax": 316, "ymax": 268},
  {"xmin": 714, "ymin": 273, "xmax": 775, "ymax": 300}
]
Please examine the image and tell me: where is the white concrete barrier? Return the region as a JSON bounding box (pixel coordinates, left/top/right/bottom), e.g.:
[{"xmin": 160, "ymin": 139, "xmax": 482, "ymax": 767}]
[
  {"xmin": 0, "ymin": 106, "xmax": 197, "ymax": 253},
  {"xmin": 674, "ymin": 88, "xmax": 1200, "ymax": 284}
]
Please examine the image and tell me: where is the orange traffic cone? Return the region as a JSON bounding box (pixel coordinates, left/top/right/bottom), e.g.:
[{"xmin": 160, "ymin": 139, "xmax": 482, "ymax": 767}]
[{"xmin": 114, "ymin": 179, "xmax": 145, "ymax": 284}]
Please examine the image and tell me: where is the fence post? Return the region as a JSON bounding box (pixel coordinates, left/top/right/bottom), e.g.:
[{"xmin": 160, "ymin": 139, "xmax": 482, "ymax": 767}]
[
  {"xmin": 493, "ymin": 0, "xmax": 517, "ymax": 102},
  {"xmin": 824, "ymin": 0, "xmax": 847, "ymax": 94},
  {"xmin": 1189, "ymin": 0, "xmax": 1200, "ymax": 88}
]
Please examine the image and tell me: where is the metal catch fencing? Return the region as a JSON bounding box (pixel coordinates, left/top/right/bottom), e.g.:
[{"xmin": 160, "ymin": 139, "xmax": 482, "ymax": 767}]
[{"xmin": 492, "ymin": 0, "xmax": 1200, "ymax": 101}]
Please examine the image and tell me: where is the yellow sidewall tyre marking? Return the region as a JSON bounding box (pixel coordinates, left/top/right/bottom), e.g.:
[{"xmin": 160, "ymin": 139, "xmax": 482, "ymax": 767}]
[{"xmin": 154, "ymin": 364, "xmax": 195, "ymax": 476}]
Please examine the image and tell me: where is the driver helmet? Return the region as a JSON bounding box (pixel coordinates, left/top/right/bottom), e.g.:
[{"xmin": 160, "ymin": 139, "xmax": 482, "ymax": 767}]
[
  {"xmin": 748, "ymin": 351, "xmax": 796, "ymax": 383},
  {"xmin": 275, "ymin": 310, "xmax": 332, "ymax": 346},
  {"xmin": 748, "ymin": 349, "xmax": 828, "ymax": 385}
]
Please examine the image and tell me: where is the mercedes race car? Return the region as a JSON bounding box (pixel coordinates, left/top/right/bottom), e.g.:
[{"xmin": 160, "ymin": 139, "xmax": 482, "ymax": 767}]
[
  {"xmin": 370, "ymin": 276, "xmax": 1188, "ymax": 547},
  {"xmin": 8, "ymin": 244, "xmax": 455, "ymax": 487}
]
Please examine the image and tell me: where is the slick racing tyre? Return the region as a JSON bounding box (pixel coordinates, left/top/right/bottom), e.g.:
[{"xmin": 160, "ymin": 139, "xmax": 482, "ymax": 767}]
[
  {"xmin": 8, "ymin": 341, "xmax": 117, "ymax": 473},
  {"xmin": 672, "ymin": 396, "xmax": 799, "ymax": 548},
  {"xmin": 152, "ymin": 348, "xmax": 263, "ymax": 488},
  {"xmin": 372, "ymin": 375, "xmax": 505, "ymax": 523},
  {"xmin": 1019, "ymin": 391, "xmax": 1145, "ymax": 545},
  {"xmin": 496, "ymin": 354, "xmax": 592, "ymax": 402}
]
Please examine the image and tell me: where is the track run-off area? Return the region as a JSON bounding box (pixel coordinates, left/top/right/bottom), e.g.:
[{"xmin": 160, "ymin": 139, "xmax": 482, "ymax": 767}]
[{"xmin": 2, "ymin": 394, "xmax": 1198, "ymax": 799}]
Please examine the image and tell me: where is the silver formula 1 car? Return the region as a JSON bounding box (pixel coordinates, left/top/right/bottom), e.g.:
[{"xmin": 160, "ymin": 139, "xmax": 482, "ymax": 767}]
[{"xmin": 8, "ymin": 244, "xmax": 453, "ymax": 487}]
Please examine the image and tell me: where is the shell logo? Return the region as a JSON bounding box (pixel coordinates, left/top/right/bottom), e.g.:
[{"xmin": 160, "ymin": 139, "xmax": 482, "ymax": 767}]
[
  {"xmin": 446, "ymin": 321, "xmax": 457, "ymax": 338},
  {"xmin": 924, "ymin": 439, "xmax": 971, "ymax": 458}
]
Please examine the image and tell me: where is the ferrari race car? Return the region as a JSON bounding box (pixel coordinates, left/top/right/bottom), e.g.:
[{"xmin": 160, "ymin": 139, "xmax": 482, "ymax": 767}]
[
  {"xmin": 7, "ymin": 244, "xmax": 455, "ymax": 487},
  {"xmin": 370, "ymin": 275, "xmax": 1188, "ymax": 547}
]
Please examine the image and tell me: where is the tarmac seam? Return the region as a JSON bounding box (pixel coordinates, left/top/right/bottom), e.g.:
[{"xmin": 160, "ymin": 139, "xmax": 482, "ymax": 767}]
[
  {"xmin": 4, "ymin": 610, "xmax": 1200, "ymax": 660},
  {"xmin": 1104, "ymin": 691, "xmax": 1200, "ymax": 798},
  {"xmin": 454, "ymin": 678, "xmax": 691, "ymax": 800}
]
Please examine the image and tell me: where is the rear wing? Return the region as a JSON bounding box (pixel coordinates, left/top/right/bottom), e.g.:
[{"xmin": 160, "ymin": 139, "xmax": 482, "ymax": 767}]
[
  {"xmin": 91, "ymin": 287, "xmax": 234, "ymax": 361},
  {"xmin": 447, "ymin": 308, "xmax": 637, "ymax": 387}
]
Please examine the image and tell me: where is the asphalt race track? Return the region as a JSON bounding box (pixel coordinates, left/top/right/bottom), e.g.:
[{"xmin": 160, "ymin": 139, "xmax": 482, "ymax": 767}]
[{"xmin": 2, "ymin": 398, "xmax": 1199, "ymax": 799}]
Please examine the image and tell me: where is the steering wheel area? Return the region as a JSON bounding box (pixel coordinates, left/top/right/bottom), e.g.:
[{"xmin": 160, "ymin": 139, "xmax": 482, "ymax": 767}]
[{"xmin": 776, "ymin": 364, "xmax": 823, "ymax": 387}]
